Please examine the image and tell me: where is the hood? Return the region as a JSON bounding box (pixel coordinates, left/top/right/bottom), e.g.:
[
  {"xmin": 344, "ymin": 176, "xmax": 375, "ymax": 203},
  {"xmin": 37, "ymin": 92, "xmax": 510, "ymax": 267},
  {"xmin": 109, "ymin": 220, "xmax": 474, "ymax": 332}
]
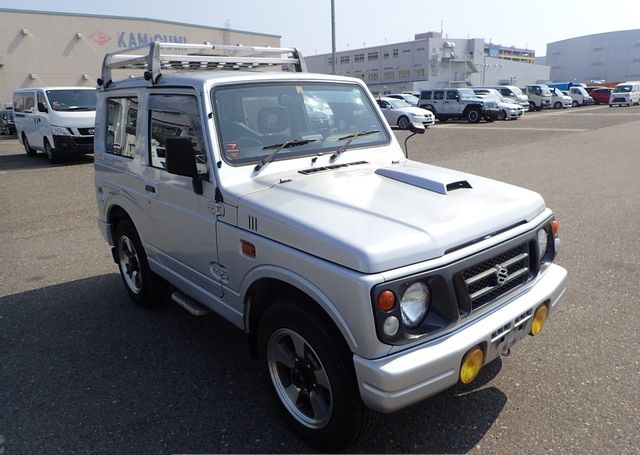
[
  {"xmin": 48, "ymin": 110, "xmax": 96, "ymax": 128},
  {"xmin": 238, "ymin": 161, "xmax": 545, "ymax": 273},
  {"xmin": 398, "ymin": 106, "xmax": 433, "ymax": 116}
]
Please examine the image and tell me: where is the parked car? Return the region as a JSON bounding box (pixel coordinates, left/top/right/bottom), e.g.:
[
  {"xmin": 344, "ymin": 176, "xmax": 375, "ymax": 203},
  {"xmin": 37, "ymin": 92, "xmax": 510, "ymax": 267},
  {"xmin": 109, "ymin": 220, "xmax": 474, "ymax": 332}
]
[
  {"xmin": 0, "ymin": 109, "xmax": 16, "ymax": 135},
  {"xmin": 590, "ymin": 88, "xmax": 612, "ymax": 105},
  {"xmin": 13, "ymin": 87, "xmax": 96, "ymax": 163},
  {"xmin": 94, "ymin": 42, "xmax": 567, "ymax": 451},
  {"xmin": 474, "ymin": 85, "xmax": 530, "ymax": 110},
  {"xmin": 548, "ymin": 87, "xmax": 572, "ymax": 109},
  {"xmin": 567, "ymin": 86, "xmax": 594, "ymax": 107},
  {"xmin": 472, "ymin": 89, "xmax": 525, "ymax": 119},
  {"xmin": 418, "ymin": 88, "xmax": 499, "ymax": 122},
  {"xmin": 376, "ymin": 97, "xmax": 434, "ymax": 129},
  {"xmin": 584, "ymin": 86, "xmax": 605, "ymax": 95},
  {"xmin": 386, "ymin": 93, "xmax": 420, "ymax": 106},
  {"xmin": 524, "ymin": 84, "xmax": 552, "ymax": 111},
  {"xmin": 609, "ymin": 82, "xmax": 640, "ymax": 107}
]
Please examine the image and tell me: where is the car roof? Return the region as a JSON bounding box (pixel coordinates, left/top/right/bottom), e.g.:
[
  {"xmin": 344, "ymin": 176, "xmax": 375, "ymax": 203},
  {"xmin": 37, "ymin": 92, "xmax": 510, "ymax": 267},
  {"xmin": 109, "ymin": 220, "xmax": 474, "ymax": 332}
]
[{"xmin": 103, "ymin": 70, "xmax": 363, "ymax": 91}]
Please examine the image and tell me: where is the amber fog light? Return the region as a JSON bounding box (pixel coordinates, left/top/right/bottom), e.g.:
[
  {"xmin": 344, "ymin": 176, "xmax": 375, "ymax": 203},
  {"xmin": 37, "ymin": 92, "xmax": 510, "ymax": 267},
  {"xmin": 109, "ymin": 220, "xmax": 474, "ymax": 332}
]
[
  {"xmin": 459, "ymin": 346, "xmax": 484, "ymax": 384},
  {"xmin": 530, "ymin": 304, "xmax": 548, "ymax": 336}
]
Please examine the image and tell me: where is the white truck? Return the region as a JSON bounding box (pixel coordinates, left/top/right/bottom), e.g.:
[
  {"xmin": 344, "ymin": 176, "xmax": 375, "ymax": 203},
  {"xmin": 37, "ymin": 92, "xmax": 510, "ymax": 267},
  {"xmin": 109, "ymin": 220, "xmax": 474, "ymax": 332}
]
[
  {"xmin": 524, "ymin": 84, "xmax": 552, "ymax": 111},
  {"xmin": 94, "ymin": 42, "xmax": 567, "ymax": 450}
]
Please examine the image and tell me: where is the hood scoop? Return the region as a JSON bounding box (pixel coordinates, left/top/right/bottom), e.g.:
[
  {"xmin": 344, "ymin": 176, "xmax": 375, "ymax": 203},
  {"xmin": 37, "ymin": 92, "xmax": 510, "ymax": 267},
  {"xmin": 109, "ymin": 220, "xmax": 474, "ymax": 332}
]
[{"xmin": 376, "ymin": 166, "xmax": 472, "ymax": 195}]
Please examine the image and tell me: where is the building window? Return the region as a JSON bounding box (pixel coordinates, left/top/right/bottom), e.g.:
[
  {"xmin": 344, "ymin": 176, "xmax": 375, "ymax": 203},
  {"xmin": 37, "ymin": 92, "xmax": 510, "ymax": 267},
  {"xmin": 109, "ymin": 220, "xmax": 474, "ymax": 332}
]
[
  {"xmin": 393, "ymin": 49, "xmax": 399, "ymax": 58},
  {"xmin": 416, "ymin": 47, "xmax": 425, "ymax": 52},
  {"xmin": 383, "ymin": 51, "xmax": 389, "ymax": 59},
  {"xmin": 340, "ymin": 55, "xmax": 350, "ymax": 64},
  {"xmin": 106, "ymin": 97, "xmax": 138, "ymax": 159},
  {"xmin": 398, "ymin": 70, "xmax": 410, "ymax": 78},
  {"xmin": 354, "ymin": 53, "xmax": 364, "ymax": 62},
  {"xmin": 368, "ymin": 72, "xmax": 379, "ymax": 81},
  {"xmin": 384, "ymin": 71, "xmax": 395, "ymax": 80},
  {"xmin": 415, "ymin": 68, "xmax": 425, "ymax": 77},
  {"xmin": 355, "ymin": 72, "xmax": 364, "ymax": 80},
  {"xmin": 328, "ymin": 57, "xmax": 334, "ymax": 65},
  {"xmin": 402, "ymin": 49, "xmax": 411, "ymax": 53},
  {"xmin": 367, "ymin": 51, "xmax": 379, "ymax": 61}
]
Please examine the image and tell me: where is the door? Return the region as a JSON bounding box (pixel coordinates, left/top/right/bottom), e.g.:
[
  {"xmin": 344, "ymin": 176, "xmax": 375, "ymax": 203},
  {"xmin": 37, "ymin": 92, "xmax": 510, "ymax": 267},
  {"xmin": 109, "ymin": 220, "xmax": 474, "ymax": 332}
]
[
  {"xmin": 35, "ymin": 91, "xmax": 50, "ymax": 148},
  {"xmin": 15, "ymin": 91, "xmax": 37, "ymax": 144},
  {"xmin": 444, "ymin": 90, "xmax": 459, "ymax": 115},
  {"xmin": 432, "ymin": 90, "xmax": 445, "ymax": 114},
  {"xmin": 142, "ymin": 92, "xmax": 222, "ymax": 297}
]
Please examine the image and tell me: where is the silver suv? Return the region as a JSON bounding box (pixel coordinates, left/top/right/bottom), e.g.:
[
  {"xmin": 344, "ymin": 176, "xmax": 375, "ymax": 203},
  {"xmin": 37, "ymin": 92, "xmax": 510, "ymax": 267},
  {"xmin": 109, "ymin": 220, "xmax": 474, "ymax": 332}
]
[
  {"xmin": 418, "ymin": 88, "xmax": 500, "ymax": 122},
  {"xmin": 95, "ymin": 42, "xmax": 567, "ymax": 451}
]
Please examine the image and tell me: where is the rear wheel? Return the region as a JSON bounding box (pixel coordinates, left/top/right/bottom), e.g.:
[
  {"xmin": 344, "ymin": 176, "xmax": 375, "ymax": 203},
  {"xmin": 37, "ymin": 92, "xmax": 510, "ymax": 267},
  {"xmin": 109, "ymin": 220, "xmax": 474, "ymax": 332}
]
[
  {"xmin": 397, "ymin": 115, "xmax": 410, "ymax": 130},
  {"xmin": 554, "ymin": 101, "xmax": 562, "ymax": 109},
  {"xmin": 258, "ymin": 300, "xmax": 373, "ymax": 451},
  {"xmin": 529, "ymin": 101, "xmax": 536, "ymax": 112},
  {"xmin": 22, "ymin": 134, "xmax": 36, "ymax": 156}
]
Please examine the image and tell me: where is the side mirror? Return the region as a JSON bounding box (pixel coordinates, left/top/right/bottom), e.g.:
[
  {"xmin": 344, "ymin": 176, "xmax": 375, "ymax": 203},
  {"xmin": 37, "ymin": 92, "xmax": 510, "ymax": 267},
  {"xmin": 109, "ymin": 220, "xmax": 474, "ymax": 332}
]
[
  {"xmin": 456, "ymin": 95, "xmax": 460, "ymax": 101},
  {"xmin": 37, "ymin": 102, "xmax": 48, "ymax": 113},
  {"xmin": 165, "ymin": 137, "xmax": 202, "ymax": 194}
]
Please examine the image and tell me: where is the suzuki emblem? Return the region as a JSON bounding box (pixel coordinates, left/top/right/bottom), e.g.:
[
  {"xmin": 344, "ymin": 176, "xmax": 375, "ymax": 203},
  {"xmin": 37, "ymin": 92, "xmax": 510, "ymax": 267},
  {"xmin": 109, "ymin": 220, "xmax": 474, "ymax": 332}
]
[{"xmin": 495, "ymin": 265, "xmax": 509, "ymax": 285}]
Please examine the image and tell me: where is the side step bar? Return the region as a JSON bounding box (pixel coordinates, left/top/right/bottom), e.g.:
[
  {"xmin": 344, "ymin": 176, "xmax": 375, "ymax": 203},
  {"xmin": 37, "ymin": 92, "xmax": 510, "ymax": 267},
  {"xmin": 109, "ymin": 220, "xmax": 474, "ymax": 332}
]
[{"xmin": 171, "ymin": 290, "xmax": 210, "ymax": 316}]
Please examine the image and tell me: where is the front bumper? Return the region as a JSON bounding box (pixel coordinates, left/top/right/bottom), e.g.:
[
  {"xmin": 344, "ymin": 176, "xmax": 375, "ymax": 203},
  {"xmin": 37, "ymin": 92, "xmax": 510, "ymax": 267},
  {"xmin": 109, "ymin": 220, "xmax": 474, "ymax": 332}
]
[
  {"xmin": 481, "ymin": 108, "xmax": 500, "ymax": 119},
  {"xmin": 413, "ymin": 115, "xmax": 435, "ymax": 126},
  {"xmin": 505, "ymin": 109, "xmax": 524, "ymax": 119},
  {"xmin": 52, "ymin": 135, "xmax": 94, "ymax": 155},
  {"xmin": 354, "ymin": 263, "xmax": 567, "ymax": 413}
]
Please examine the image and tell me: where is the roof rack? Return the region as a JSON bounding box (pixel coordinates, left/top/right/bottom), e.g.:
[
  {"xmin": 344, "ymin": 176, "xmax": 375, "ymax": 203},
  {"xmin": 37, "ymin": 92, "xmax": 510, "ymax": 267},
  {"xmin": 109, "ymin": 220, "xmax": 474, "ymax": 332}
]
[{"xmin": 98, "ymin": 42, "xmax": 307, "ymax": 88}]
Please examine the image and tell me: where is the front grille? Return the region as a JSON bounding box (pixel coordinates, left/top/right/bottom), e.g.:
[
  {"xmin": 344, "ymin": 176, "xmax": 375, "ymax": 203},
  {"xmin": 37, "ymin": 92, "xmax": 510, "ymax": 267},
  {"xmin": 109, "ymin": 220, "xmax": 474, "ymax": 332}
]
[
  {"xmin": 612, "ymin": 97, "xmax": 627, "ymax": 103},
  {"xmin": 73, "ymin": 137, "xmax": 94, "ymax": 145},
  {"xmin": 461, "ymin": 243, "xmax": 531, "ymax": 310},
  {"xmin": 78, "ymin": 128, "xmax": 95, "ymax": 136}
]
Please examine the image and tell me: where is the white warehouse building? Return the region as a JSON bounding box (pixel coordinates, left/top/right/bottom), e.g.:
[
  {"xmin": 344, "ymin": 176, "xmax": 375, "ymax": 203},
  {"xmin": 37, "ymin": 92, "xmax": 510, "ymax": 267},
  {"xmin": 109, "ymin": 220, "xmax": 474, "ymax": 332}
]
[
  {"xmin": 306, "ymin": 32, "xmax": 550, "ymax": 93},
  {"xmin": 546, "ymin": 30, "xmax": 640, "ymax": 83}
]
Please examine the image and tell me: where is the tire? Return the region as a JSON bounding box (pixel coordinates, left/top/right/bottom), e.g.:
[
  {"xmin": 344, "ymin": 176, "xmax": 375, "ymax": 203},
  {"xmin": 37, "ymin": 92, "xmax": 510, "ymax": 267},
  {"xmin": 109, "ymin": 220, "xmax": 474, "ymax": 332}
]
[
  {"xmin": 572, "ymin": 100, "xmax": 579, "ymax": 107},
  {"xmin": 258, "ymin": 299, "xmax": 374, "ymax": 451},
  {"xmin": 466, "ymin": 107, "xmax": 481, "ymax": 123},
  {"xmin": 529, "ymin": 101, "xmax": 536, "ymax": 112},
  {"xmin": 44, "ymin": 138, "xmax": 59, "ymax": 164},
  {"xmin": 554, "ymin": 102, "xmax": 562, "ymax": 109},
  {"xmin": 424, "ymin": 104, "xmax": 435, "ymax": 113},
  {"xmin": 22, "ymin": 134, "xmax": 37, "ymax": 156},
  {"xmin": 498, "ymin": 110, "xmax": 507, "ymax": 120},
  {"xmin": 397, "ymin": 115, "xmax": 410, "ymax": 130},
  {"xmin": 609, "ymin": 104, "xmax": 613, "ymax": 107},
  {"xmin": 115, "ymin": 219, "xmax": 165, "ymax": 307}
]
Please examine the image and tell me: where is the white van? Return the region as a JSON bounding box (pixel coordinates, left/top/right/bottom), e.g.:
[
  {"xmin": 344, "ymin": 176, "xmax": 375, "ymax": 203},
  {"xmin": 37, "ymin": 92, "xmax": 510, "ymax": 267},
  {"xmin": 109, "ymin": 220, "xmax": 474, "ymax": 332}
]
[
  {"xmin": 567, "ymin": 86, "xmax": 594, "ymax": 107},
  {"xmin": 524, "ymin": 84, "xmax": 552, "ymax": 111},
  {"xmin": 609, "ymin": 82, "xmax": 640, "ymax": 107},
  {"xmin": 13, "ymin": 87, "xmax": 96, "ymax": 163}
]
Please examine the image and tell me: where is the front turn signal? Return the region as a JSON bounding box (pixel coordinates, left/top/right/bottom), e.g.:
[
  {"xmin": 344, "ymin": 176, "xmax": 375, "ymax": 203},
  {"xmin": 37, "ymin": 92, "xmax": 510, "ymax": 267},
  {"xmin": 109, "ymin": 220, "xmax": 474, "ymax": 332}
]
[
  {"xmin": 530, "ymin": 304, "xmax": 548, "ymax": 336},
  {"xmin": 459, "ymin": 346, "xmax": 484, "ymax": 384}
]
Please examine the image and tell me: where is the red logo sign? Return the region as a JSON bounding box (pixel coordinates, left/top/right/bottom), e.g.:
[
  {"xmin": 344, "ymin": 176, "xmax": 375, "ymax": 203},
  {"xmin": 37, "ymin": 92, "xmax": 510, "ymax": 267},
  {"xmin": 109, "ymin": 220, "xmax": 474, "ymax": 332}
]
[
  {"xmin": 225, "ymin": 143, "xmax": 240, "ymax": 160},
  {"xmin": 89, "ymin": 31, "xmax": 112, "ymax": 46}
]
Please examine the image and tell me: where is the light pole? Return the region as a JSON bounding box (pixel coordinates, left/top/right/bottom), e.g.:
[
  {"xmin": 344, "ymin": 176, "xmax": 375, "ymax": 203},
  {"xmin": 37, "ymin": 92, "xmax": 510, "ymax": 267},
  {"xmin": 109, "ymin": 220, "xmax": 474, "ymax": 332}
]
[{"xmin": 331, "ymin": 0, "xmax": 336, "ymax": 74}]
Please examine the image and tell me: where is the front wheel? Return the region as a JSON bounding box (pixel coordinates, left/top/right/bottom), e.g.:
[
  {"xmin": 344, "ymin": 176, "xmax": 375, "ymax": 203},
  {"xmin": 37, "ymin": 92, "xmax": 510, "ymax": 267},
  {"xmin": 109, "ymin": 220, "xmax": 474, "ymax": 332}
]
[
  {"xmin": 115, "ymin": 219, "xmax": 164, "ymax": 307},
  {"xmin": 44, "ymin": 139, "xmax": 59, "ymax": 164},
  {"xmin": 259, "ymin": 300, "xmax": 373, "ymax": 451},
  {"xmin": 466, "ymin": 107, "xmax": 481, "ymax": 123},
  {"xmin": 554, "ymin": 102, "xmax": 562, "ymax": 109},
  {"xmin": 397, "ymin": 115, "xmax": 411, "ymax": 130},
  {"xmin": 572, "ymin": 100, "xmax": 579, "ymax": 107}
]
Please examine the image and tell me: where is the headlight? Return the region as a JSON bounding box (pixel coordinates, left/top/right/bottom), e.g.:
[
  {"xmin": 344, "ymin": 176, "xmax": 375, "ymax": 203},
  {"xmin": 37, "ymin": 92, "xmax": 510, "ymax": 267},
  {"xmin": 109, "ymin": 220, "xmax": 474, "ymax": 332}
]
[
  {"xmin": 51, "ymin": 125, "xmax": 71, "ymax": 136},
  {"xmin": 537, "ymin": 228, "xmax": 549, "ymax": 259},
  {"xmin": 400, "ymin": 281, "xmax": 430, "ymax": 328}
]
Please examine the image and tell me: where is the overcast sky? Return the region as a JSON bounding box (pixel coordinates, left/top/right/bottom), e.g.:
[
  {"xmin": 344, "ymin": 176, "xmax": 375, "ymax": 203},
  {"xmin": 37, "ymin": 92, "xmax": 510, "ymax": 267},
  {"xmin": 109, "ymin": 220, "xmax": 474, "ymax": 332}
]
[{"xmin": 2, "ymin": 0, "xmax": 640, "ymax": 57}]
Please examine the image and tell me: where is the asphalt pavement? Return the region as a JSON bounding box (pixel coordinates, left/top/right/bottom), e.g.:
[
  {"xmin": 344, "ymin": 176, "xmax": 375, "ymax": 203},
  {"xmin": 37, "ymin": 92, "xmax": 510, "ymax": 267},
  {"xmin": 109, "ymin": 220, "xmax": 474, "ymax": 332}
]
[{"xmin": 1, "ymin": 105, "xmax": 639, "ymax": 454}]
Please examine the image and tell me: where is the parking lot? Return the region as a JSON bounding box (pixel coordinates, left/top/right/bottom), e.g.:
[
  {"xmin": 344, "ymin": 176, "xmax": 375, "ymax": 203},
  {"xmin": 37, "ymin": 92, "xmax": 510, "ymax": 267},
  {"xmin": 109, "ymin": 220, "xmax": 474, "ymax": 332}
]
[{"xmin": 1, "ymin": 105, "xmax": 639, "ymax": 454}]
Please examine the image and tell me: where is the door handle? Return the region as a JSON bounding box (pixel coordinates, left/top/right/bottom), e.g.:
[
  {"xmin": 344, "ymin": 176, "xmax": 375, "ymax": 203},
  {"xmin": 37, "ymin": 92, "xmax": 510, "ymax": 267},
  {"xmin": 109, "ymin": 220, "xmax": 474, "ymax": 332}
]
[{"xmin": 144, "ymin": 184, "xmax": 156, "ymax": 194}]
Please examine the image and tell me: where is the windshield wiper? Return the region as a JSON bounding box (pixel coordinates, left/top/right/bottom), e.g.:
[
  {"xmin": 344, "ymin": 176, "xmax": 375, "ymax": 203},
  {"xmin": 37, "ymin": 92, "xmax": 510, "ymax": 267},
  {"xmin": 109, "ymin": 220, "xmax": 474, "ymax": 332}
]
[
  {"xmin": 254, "ymin": 139, "xmax": 316, "ymax": 173},
  {"xmin": 329, "ymin": 130, "xmax": 379, "ymax": 162}
]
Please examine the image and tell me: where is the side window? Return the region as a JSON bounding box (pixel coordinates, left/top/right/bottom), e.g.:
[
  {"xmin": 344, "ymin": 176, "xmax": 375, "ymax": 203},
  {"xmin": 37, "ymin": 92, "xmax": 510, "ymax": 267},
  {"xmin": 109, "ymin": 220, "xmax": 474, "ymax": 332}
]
[
  {"xmin": 13, "ymin": 95, "xmax": 24, "ymax": 112},
  {"xmin": 23, "ymin": 93, "xmax": 35, "ymax": 113},
  {"xmin": 446, "ymin": 91, "xmax": 458, "ymax": 100},
  {"xmin": 420, "ymin": 91, "xmax": 432, "ymax": 100},
  {"xmin": 37, "ymin": 92, "xmax": 47, "ymax": 112},
  {"xmin": 434, "ymin": 91, "xmax": 444, "ymax": 100},
  {"xmin": 500, "ymin": 88, "xmax": 511, "ymax": 97},
  {"xmin": 106, "ymin": 97, "xmax": 138, "ymax": 158},
  {"xmin": 149, "ymin": 94, "xmax": 208, "ymax": 177}
]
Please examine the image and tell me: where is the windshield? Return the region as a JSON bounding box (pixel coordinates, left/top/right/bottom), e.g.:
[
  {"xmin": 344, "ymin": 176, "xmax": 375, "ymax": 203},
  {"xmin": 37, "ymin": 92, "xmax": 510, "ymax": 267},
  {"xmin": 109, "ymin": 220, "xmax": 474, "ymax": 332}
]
[
  {"xmin": 387, "ymin": 98, "xmax": 411, "ymax": 109},
  {"xmin": 458, "ymin": 89, "xmax": 475, "ymax": 98},
  {"xmin": 400, "ymin": 94, "xmax": 419, "ymax": 104},
  {"xmin": 46, "ymin": 90, "xmax": 97, "ymax": 111},
  {"xmin": 508, "ymin": 86, "xmax": 523, "ymax": 96},
  {"xmin": 213, "ymin": 82, "xmax": 389, "ymax": 166},
  {"xmin": 614, "ymin": 85, "xmax": 632, "ymax": 93}
]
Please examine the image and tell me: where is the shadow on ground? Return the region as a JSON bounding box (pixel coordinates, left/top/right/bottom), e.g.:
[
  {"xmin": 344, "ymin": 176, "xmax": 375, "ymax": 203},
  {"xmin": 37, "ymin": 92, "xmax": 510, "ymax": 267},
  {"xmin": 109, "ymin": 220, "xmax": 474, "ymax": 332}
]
[
  {"xmin": 0, "ymin": 151, "xmax": 93, "ymax": 171},
  {"xmin": 0, "ymin": 274, "xmax": 505, "ymax": 453}
]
